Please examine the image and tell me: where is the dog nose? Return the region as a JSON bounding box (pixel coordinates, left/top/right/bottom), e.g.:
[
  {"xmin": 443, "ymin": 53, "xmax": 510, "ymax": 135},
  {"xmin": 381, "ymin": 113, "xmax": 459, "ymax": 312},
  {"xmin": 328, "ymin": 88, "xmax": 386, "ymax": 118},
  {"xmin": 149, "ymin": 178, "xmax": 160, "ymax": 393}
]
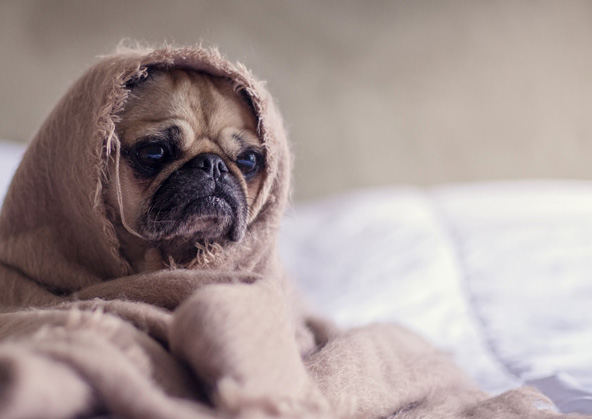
[{"xmin": 189, "ymin": 153, "xmax": 229, "ymax": 179}]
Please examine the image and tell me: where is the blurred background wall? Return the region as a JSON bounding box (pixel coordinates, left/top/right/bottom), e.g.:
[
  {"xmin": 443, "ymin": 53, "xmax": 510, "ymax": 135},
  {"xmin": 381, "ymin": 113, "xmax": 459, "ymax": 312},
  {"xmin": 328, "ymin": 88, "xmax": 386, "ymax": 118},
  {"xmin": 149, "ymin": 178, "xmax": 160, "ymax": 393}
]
[{"xmin": 1, "ymin": 0, "xmax": 591, "ymax": 201}]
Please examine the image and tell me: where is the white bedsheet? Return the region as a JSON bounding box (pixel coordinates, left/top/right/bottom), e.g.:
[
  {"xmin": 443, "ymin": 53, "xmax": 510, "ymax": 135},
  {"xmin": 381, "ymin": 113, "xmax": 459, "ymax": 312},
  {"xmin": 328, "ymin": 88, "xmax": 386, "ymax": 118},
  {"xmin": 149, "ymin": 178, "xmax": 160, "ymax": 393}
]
[
  {"xmin": 1, "ymin": 140, "xmax": 590, "ymax": 414},
  {"xmin": 280, "ymin": 183, "xmax": 592, "ymax": 414}
]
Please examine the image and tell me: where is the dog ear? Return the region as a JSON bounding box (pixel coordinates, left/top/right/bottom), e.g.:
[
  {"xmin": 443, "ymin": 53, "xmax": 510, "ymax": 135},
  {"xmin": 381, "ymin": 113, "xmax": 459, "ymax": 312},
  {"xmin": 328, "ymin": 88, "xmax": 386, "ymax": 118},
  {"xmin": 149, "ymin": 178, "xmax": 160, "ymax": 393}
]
[
  {"xmin": 124, "ymin": 65, "xmax": 163, "ymax": 90},
  {"xmin": 236, "ymin": 88, "xmax": 257, "ymax": 118},
  {"xmin": 124, "ymin": 71, "xmax": 148, "ymax": 90}
]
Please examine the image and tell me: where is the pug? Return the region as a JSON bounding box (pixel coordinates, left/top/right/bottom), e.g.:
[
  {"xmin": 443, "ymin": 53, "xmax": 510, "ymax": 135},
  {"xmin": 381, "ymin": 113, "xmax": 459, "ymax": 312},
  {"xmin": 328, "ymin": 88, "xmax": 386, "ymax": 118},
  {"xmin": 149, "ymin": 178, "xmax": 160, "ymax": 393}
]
[{"xmin": 109, "ymin": 69, "xmax": 265, "ymax": 272}]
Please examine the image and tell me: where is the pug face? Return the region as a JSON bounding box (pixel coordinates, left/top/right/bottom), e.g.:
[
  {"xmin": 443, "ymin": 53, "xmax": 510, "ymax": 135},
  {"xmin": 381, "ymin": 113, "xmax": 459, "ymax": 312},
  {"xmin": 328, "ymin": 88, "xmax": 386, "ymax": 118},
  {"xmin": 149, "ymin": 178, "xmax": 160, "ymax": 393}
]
[{"xmin": 111, "ymin": 69, "xmax": 264, "ymax": 266}]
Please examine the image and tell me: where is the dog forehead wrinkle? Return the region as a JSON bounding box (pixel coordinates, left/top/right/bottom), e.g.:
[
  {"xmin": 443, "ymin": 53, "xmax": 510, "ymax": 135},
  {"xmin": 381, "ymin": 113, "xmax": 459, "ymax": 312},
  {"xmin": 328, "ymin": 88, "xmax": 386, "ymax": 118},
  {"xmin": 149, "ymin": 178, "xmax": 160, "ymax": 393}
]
[
  {"xmin": 170, "ymin": 71, "xmax": 214, "ymax": 136},
  {"xmin": 230, "ymin": 130, "xmax": 262, "ymax": 150},
  {"xmin": 124, "ymin": 72, "xmax": 175, "ymax": 119},
  {"xmin": 186, "ymin": 71, "xmax": 257, "ymax": 138},
  {"xmin": 125, "ymin": 70, "xmax": 258, "ymax": 156},
  {"xmin": 196, "ymin": 76, "xmax": 216, "ymax": 131},
  {"xmin": 184, "ymin": 138, "xmax": 224, "ymax": 157}
]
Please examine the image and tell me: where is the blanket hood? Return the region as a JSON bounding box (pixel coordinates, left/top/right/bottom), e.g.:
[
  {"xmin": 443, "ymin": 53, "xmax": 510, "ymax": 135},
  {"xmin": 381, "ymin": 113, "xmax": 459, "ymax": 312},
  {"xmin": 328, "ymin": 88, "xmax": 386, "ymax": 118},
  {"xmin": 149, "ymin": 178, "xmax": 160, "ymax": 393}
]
[{"xmin": 0, "ymin": 45, "xmax": 291, "ymax": 295}]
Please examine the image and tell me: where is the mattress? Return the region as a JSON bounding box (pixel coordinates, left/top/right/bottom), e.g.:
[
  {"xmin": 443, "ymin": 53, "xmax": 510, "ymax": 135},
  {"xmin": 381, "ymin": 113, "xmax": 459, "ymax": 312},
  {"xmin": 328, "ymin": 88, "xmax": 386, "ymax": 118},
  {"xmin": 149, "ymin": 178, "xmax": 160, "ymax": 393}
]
[{"xmin": 1, "ymin": 140, "xmax": 591, "ymax": 414}]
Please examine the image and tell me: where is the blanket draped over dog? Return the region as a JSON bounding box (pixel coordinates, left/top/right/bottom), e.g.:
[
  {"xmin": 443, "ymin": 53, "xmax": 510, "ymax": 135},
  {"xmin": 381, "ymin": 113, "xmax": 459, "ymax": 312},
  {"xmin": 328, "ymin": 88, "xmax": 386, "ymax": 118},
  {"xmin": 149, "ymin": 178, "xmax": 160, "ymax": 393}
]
[{"xmin": 0, "ymin": 45, "xmax": 588, "ymax": 419}]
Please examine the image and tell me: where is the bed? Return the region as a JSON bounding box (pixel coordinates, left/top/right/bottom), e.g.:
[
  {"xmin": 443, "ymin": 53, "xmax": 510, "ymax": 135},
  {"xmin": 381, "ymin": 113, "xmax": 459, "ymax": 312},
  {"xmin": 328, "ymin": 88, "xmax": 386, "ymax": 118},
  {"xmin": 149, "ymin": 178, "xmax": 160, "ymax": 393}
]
[{"xmin": 1, "ymin": 139, "xmax": 590, "ymax": 414}]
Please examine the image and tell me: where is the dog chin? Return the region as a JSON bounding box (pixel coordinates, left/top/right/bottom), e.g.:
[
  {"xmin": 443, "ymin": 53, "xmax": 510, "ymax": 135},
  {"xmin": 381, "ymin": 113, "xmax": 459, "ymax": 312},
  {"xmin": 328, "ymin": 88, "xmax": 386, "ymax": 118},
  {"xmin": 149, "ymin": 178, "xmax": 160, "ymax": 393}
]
[
  {"xmin": 140, "ymin": 194, "xmax": 245, "ymax": 246},
  {"xmin": 171, "ymin": 196, "xmax": 235, "ymax": 240}
]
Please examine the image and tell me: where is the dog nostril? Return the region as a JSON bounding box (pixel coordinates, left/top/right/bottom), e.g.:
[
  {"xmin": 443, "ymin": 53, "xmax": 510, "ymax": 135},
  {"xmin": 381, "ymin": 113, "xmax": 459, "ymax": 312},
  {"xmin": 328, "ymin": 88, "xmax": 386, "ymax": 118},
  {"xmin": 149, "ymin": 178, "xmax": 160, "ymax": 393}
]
[
  {"xmin": 217, "ymin": 160, "xmax": 229, "ymax": 173},
  {"xmin": 189, "ymin": 153, "xmax": 228, "ymax": 178}
]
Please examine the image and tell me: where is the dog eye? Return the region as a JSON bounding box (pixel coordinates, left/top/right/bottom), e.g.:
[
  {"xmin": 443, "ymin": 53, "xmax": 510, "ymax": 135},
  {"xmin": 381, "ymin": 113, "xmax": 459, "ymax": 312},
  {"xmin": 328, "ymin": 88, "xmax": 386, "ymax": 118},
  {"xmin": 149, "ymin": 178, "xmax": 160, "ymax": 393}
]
[
  {"xmin": 236, "ymin": 151, "xmax": 262, "ymax": 179},
  {"xmin": 136, "ymin": 143, "xmax": 169, "ymax": 172}
]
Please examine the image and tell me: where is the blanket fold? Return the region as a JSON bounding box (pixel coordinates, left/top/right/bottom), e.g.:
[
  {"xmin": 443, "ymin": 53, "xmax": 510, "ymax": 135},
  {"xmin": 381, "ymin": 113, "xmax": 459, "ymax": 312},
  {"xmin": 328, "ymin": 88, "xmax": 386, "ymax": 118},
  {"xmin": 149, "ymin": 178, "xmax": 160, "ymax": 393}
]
[
  {"xmin": 0, "ymin": 44, "xmax": 588, "ymax": 418},
  {"xmin": 170, "ymin": 278, "xmax": 331, "ymax": 417}
]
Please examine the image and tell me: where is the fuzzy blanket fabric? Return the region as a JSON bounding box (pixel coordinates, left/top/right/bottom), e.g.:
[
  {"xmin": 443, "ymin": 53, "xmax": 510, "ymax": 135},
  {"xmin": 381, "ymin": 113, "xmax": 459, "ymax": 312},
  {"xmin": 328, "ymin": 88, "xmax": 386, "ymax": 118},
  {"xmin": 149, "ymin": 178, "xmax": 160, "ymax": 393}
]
[{"xmin": 0, "ymin": 45, "xmax": 589, "ymax": 419}]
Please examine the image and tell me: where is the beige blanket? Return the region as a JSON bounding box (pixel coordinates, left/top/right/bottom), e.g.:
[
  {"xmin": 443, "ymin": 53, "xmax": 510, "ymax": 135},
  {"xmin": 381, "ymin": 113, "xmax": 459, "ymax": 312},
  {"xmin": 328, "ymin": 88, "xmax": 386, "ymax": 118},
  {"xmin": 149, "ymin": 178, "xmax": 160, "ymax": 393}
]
[{"xmin": 0, "ymin": 45, "xmax": 587, "ymax": 419}]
